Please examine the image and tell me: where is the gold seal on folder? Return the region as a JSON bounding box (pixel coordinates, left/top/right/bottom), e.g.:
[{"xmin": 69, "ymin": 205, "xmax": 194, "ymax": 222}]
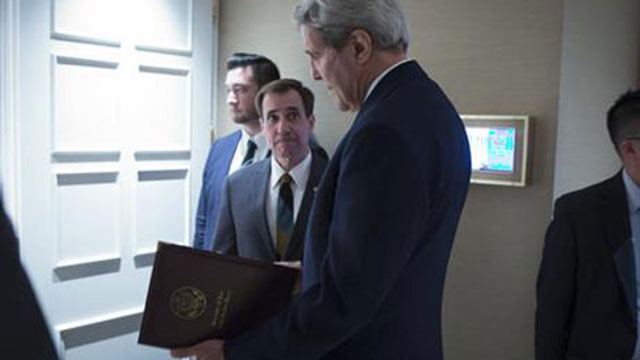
[{"xmin": 170, "ymin": 286, "xmax": 207, "ymax": 320}]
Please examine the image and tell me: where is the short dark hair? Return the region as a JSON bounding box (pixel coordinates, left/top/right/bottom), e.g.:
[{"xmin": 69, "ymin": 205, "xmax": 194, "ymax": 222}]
[
  {"xmin": 255, "ymin": 79, "xmax": 315, "ymax": 119},
  {"xmin": 226, "ymin": 52, "xmax": 280, "ymax": 88},
  {"xmin": 607, "ymin": 89, "xmax": 640, "ymax": 152}
]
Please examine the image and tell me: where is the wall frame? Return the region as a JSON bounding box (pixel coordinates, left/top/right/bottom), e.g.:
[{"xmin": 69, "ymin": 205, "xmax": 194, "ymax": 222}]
[{"xmin": 462, "ymin": 114, "xmax": 533, "ymax": 187}]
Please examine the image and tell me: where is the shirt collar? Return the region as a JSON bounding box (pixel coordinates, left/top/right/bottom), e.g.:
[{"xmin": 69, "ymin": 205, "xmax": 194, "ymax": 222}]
[
  {"xmin": 623, "ymin": 168, "xmax": 640, "ymax": 213},
  {"xmin": 363, "ymin": 58, "xmax": 413, "ymax": 103},
  {"xmin": 240, "ymin": 128, "xmax": 267, "ymax": 149},
  {"xmin": 270, "ymin": 151, "xmax": 313, "ymax": 190}
]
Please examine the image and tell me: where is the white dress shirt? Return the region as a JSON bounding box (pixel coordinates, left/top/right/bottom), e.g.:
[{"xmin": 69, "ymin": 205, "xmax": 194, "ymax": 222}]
[
  {"xmin": 266, "ymin": 151, "xmax": 313, "ymax": 247},
  {"xmin": 228, "ymin": 129, "xmax": 269, "ymax": 175}
]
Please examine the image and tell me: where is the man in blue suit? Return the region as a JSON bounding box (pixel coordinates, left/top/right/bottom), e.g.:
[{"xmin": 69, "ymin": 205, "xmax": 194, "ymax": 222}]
[
  {"xmin": 172, "ymin": 0, "xmax": 470, "ymax": 358},
  {"xmin": 213, "ymin": 79, "xmax": 328, "ymax": 262},
  {"xmin": 194, "ymin": 53, "xmax": 281, "ymax": 251}
]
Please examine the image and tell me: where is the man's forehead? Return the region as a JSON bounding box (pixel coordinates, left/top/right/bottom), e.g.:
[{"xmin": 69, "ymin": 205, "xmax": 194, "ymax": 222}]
[
  {"xmin": 225, "ymin": 66, "xmax": 255, "ymax": 86},
  {"xmin": 302, "ymin": 25, "xmax": 326, "ymax": 50},
  {"xmin": 263, "ymin": 91, "xmax": 305, "ymax": 112}
]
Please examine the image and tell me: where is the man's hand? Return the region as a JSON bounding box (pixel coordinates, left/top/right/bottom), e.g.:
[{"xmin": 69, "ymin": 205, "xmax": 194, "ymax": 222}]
[
  {"xmin": 274, "ymin": 260, "xmax": 301, "ymax": 270},
  {"xmin": 170, "ymin": 339, "xmax": 225, "ymax": 360}
]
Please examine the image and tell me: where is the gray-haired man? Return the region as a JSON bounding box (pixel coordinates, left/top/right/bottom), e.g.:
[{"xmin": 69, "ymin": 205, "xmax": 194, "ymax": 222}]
[{"xmin": 172, "ymin": 1, "xmax": 470, "ymax": 358}]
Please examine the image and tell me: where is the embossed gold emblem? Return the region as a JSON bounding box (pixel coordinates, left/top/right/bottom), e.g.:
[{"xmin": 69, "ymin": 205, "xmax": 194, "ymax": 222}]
[
  {"xmin": 211, "ymin": 290, "xmax": 233, "ymax": 329},
  {"xmin": 170, "ymin": 286, "xmax": 207, "ymax": 320}
]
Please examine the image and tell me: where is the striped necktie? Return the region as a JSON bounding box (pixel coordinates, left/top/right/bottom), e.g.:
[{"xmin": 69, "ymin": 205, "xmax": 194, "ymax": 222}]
[{"xmin": 276, "ymin": 173, "xmax": 294, "ymax": 260}]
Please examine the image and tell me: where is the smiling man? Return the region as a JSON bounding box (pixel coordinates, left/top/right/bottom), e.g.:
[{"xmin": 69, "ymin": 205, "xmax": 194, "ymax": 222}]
[
  {"xmin": 211, "ymin": 79, "xmax": 328, "ymax": 263},
  {"xmin": 172, "ymin": 0, "xmax": 470, "ymax": 359}
]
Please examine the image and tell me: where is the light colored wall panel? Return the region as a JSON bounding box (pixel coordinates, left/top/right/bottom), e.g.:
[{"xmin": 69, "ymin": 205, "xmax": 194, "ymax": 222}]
[
  {"xmin": 553, "ymin": 0, "xmax": 639, "ymax": 199},
  {"xmin": 134, "ymin": 66, "xmax": 190, "ymax": 150},
  {"xmin": 57, "ymin": 308, "xmax": 167, "ymax": 359},
  {"xmin": 134, "ymin": 0, "xmax": 192, "ymax": 53},
  {"xmin": 52, "ymin": 0, "xmax": 122, "ymax": 45},
  {"xmin": 135, "ymin": 169, "xmax": 189, "ymax": 252},
  {"xmin": 53, "ymin": 55, "xmax": 119, "ymax": 151},
  {"xmin": 55, "ymin": 172, "xmax": 120, "ymax": 264}
]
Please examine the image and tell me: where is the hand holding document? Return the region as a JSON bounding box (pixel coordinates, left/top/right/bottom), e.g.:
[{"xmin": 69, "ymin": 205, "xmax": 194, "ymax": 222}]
[
  {"xmin": 170, "ymin": 339, "xmax": 225, "ymax": 360},
  {"xmin": 138, "ymin": 242, "xmax": 297, "ymax": 349}
]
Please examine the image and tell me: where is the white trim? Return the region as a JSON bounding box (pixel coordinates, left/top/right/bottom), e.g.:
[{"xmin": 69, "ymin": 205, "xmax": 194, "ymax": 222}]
[
  {"xmin": 0, "ymin": 0, "xmax": 21, "ymax": 229},
  {"xmin": 55, "ymin": 307, "xmax": 144, "ymax": 351},
  {"xmin": 210, "ymin": 0, "xmax": 219, "ymax": 132},
  {"xmin": 54, "ymin": 253, "xmax": 121, "ymax": 271},
  {"xmin": 135, "ymin": 44, "xmax": 192, "ymax": 57},
  {"xmin": 461, "ymin": 114, "xmax": 532, "ymax": 187}
]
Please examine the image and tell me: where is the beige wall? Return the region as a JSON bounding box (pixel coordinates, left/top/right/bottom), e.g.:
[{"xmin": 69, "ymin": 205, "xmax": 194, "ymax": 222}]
[
  {"xmin": 553, "ymin": 0, "xmax": 639, "ymax": 199},
  {"xmin": 216, "ymin": 1, "xmax": 563, "ymax": 359},
  {"xmin": 215, "ymin": 0, "xmax": 352, "ymax": 153}
]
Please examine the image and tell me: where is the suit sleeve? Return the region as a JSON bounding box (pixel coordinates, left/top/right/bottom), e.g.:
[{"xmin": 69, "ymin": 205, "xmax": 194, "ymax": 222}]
[
  {"xmin": 535, "ymin": 199, "xmax": 577, "ymax": 360},
  {"xmin": 226, "ymin": 125, "xmax": 431, "ymax": 359},
  {"xmin": 0, "ymin": 207, "xmax": 59, "ymax": 359},
  {"xmin": 211, "ymin": 177, "xmax": 238, "ymax": 255},
  {"xmin": 194, "ymin": 146, "xmax": 215, "ymax": 249}
]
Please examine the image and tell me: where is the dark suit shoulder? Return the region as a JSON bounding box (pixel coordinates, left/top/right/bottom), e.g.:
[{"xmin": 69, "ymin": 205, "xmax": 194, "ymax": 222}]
[
  {"xmin": 554, "ymin": 171, "xmax": 625, "ymax": 215},
  {"xmin": 309, "ymin": 137, "xmax": 329, "ymax": 161},
  {"xmin": 311, "ymin": 150, "xmax": 329, "ymax": 172}
]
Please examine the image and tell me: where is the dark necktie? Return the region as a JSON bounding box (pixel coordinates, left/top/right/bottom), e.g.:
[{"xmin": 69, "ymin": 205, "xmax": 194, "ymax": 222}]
[
  {"xmin": 276, "ymin": 173, "xmax": 294, "ymax": 260},
  {"xmin": 241, "ymin": 139, "xmax": 257, "ymax": 166}
]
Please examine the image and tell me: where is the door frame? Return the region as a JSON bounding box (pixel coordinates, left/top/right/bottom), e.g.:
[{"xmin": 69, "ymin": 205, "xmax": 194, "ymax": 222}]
[{"xmin": 0, "ymin": 0, "xmax": 21, "ymax": 236}]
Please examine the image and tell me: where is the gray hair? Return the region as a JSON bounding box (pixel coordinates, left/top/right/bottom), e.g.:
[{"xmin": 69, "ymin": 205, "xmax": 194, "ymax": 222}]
[{"xmin": 293, "ymin": 0, "xmax": 410, "ymax": 52}]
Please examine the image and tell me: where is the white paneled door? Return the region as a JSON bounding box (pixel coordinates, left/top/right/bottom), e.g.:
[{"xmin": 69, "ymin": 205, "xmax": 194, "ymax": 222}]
[{"xmin": 15, "ymin": 0, "xmax": 213, "ymax": 358}]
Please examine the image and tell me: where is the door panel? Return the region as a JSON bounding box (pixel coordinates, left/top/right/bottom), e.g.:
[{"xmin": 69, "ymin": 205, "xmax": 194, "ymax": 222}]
[{"xmin": 18, "ymin": 0, "xmax": 212, "ymax": 358}]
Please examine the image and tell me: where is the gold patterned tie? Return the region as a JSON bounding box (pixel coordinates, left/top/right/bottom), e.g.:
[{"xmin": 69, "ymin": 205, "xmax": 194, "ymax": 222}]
[{"xmin": 276, "ymin": 173, "xmax": 293, "ymax": 260}]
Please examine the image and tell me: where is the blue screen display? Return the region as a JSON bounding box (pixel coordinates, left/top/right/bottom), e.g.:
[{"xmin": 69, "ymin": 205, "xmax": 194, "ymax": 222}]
[{"xmin": 466, "ymin": 127, "xmax": 516, "ymax": 172}]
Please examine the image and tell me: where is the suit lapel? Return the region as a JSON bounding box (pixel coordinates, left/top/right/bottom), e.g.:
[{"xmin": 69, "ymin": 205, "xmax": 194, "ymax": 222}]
[
  {"xmin": 211, "ymin": 131, "xmax": 241, "ymax": 191},
  {"xmin": 254, "ymin": 162, "xmax": 278, "ymax": 259},
  {"xmin": 605, "ymin": 172, "xmax": 635, "ymax": 322},
  {"xmin": 284, "ymin": 156, "xmax": 325, "ymax": 260}
]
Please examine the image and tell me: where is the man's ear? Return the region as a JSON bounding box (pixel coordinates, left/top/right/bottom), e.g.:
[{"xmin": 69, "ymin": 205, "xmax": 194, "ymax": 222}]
[
  {"xmin": 309, "ymin": 114, "xmax": 316, "ymax": 128},
  {"xmin": 619, "ymin": 139, "xmax": 640, "ymax": 162},
  {"xmin": 620, "ymin": 139, "xmax": 634, "ymax": 155},
  {"xmin": 349, "ymin": 29, "xmax": 373, "ymax": 64}
]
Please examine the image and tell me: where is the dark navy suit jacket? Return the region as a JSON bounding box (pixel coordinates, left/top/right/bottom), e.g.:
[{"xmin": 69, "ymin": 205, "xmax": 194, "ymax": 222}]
[
  {"xmin": 0, "ymin": 205, "xmax": 58, "ymax": 359},
  {"xmin": 536, "ymin": 171, "xmax": 635, "ymax": 360},
  {"xmin": 212, "ymin": 154, "xmax": 328, "ymax": 261},
  {"xmin": 194, "ymin": 131, "xmax": 242, "ymax": 250},
  {"xmin": 225, "ymin": 61, "xmax": 471, "ymax": 359}
]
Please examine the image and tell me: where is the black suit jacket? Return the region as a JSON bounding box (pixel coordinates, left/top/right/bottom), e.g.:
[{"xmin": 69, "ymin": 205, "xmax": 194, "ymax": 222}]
[
  {"xmin": 0, "ymin": 205, "xmax": 58, "ymax": 359},
  {"xmin": 225, "ymin": 61, "xmax": 471, "ymax": 359},
  {"xmin": 212, "ymin": 154, "xmax": 328, "ymax": 261},
  {"xmin": 536, "ymin": 171, "xmax": 635, "ymax": 360}
]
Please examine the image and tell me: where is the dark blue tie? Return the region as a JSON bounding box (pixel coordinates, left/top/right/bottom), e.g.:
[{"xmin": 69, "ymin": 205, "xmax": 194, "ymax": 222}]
[{"xmin": 241, "ymin": 139, "xmax": 257, "ymax": 166}]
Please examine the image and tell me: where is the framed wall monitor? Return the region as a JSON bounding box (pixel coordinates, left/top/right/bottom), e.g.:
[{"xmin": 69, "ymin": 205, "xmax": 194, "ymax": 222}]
[{"xmin": 461, "ymin": 115, "xmax": 532, "ymax": 187}]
